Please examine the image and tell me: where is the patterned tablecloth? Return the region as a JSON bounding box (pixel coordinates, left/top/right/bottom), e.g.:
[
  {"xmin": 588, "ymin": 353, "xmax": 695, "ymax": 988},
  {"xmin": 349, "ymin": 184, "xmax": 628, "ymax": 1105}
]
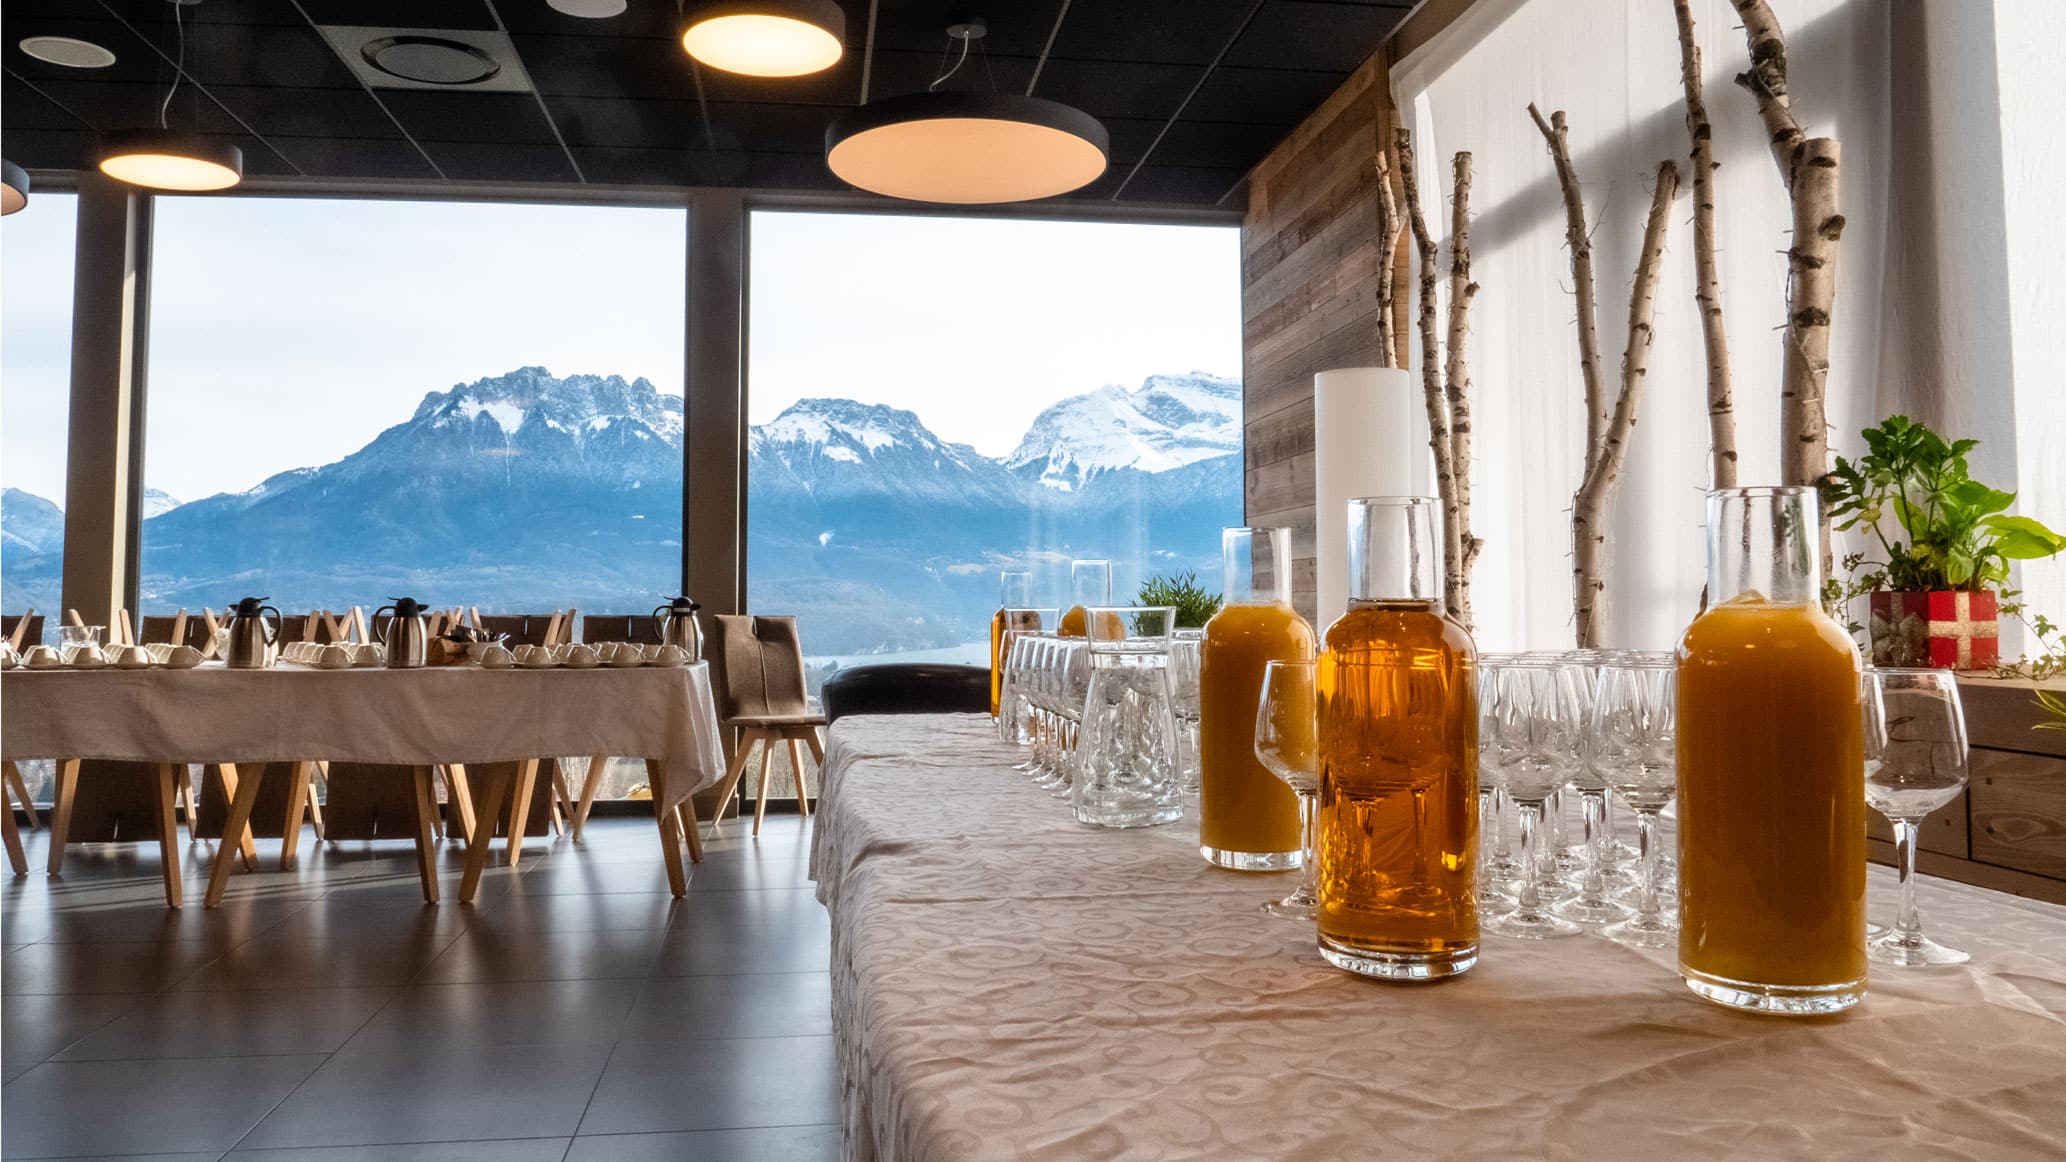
[{"xmin": 810, "ymin": 713, "xmax": 2066, "ymax": 1161}]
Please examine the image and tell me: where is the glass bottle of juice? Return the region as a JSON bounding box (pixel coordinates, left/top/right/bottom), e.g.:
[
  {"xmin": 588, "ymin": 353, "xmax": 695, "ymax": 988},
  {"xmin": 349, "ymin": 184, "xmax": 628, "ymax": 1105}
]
[
  {"xmin": 989, "ymin": 570, "xmax": 1035, "ymax": 716},
  {"xmin": 1677, "ymin": 486, "xmax": 1865, "ymax": 1014},
  {"xmin": 1200, "ymin": 528, "xmax": 1313, "ymax": 870},
  {"xmin": 1316, "ymin": 497, "xmax": 1478, "ymax": 980},
  {"xmin": 1057, "ymin": 559, "xmax": 1112, "ymax": 639}
]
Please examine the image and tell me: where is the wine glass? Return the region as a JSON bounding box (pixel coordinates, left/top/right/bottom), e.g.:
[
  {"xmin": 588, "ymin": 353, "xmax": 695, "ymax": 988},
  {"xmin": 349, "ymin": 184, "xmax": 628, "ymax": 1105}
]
[
  {"xmin": 1485, "ymin": 662, "xmax": 1582, "ymax": 938},
  {"xmin": 1254, "ymin": 660, "xmax": 1319, "ymax": 920},
  {"xmin": 1169, "ymin": 629, "xmax": 1205, "ymax": 795},
  {"xmin": 1554, "ymin": 656, "xmax": 1633, "ymax": 925},
  {"xmin": 1475, "ymin": 655, "xmax": 1517, "ymax": 911},
  {"xmin": 1863, "ymin": 667, "xmax": 1971, "ymax": 967},
  {"xmin": 1593, "ymin": 658, "xmax": 1678, "ymax": 948}
]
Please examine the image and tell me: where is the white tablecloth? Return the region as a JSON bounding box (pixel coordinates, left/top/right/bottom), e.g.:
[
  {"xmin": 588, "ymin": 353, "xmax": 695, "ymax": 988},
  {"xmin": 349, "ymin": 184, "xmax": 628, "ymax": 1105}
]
[
  {"xmin": 811, "ymin": 713, "xmax": 2066, "ymax": 1161},
  {"xmin": 0, "ymin": 662, "xmax": 727, "ymax": 813}
]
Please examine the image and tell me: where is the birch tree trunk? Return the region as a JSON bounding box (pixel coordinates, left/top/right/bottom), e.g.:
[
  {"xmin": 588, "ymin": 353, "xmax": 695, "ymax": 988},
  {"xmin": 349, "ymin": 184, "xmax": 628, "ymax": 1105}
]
[
  {"xmin": 1527, "ymin": 105, "xmax": 1605, "ymax": 483},
  {"xmin": 1374, "ymin": 149, "xmax": 1403, "ymax": 370},
  {"xmin": 1675, "ymin": 0, "xmax": 1737, "ymax": 489},
  {"xmin": 1395, "ymin": 128, "xmax": 1463, "ymax": 615},
  {"xmin": 1445, "ymin": 152, "xmax": 1481, "ymax": 626}
]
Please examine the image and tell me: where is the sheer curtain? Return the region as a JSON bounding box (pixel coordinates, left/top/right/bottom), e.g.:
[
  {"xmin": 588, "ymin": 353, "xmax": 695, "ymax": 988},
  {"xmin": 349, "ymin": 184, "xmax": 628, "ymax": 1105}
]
[{"xmin": 1390, "ymin": 0, "xmax": 1894, "ymax": 651}]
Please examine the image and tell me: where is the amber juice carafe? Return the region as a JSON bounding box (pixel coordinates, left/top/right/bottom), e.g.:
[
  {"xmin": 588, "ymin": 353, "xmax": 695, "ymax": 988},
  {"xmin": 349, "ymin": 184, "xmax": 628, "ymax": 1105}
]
[
  {"xmin": 1199, "ymin": 527, "xmax": 1313, "ymax": 870},
  {"xmin": 1317, "ymin": 498, "xmax": 1478, "ymax": 980},
  {"xmin": 1677, "ymin": 487, "xmax": 1866, "ymax": 1015}
]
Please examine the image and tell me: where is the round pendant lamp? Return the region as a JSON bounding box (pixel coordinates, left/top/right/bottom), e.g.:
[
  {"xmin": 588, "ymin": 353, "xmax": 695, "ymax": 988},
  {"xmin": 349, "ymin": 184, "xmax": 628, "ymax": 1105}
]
[
  {"xmin": 826, "ymin": 91, "xmax": 1109, "ymax": 204},
  {"xmin": 2, "ymin": 160, "xmax": 29, "ymax": 215},
  {"xmin": 97, "ymin": 131, "xmax": 243, "ymax": 192},
  {"xmin": 682, "ymin": 0, "xmax": 844, "ymax": 77}
]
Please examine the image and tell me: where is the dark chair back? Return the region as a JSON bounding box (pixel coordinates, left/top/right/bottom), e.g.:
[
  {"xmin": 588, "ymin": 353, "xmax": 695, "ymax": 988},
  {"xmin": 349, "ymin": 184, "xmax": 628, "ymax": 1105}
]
[
  {"xmin": 138, "ymin": 615, "xmax": 213, "ymax": 650},
  {"xmin": 822, "ymin": 663, "xmax": 991, "ymax": 723},
  {"xmin": 478, "ymin": 614, "xmax": 560, "ymax": 647},
  {"xmin": 581, "ymin": 615, "xmax": 664, "ymax": 646},
  {"xmin": 4, "ymin": 614, "xmax": 46, "ymax": 649},
  {"xmin": 709, "ymin": 615, "xmax": 810, "ymax": 722}
]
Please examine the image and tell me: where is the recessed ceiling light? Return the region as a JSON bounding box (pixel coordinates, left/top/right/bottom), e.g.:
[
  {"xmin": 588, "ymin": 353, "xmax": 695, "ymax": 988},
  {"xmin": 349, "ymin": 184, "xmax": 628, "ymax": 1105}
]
[
  {"xmin": 360, "ymin": 35, "xmax": 502, "ymax": 86},
  {"xmin": 547, "ymin": 0, "xmax": 629, "ymax": 16},
  {"xmin": 19, "ymin": 35, "xmax": 117, "ymax": 69},
  {"xmin": 682, "ymin": 0, "xmax": 844, "ymax": 77}
]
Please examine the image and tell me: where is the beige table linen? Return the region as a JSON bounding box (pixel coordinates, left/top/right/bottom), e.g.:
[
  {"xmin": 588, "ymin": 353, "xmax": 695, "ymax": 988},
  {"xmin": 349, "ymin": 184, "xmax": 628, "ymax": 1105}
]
[
  {"xmin": 811, "ymin": 713, "xmax": 2066, "ymax": 1162},
  {"xmin": 1, "ymin": 662, "xmax": 727, "ymax": 814}
]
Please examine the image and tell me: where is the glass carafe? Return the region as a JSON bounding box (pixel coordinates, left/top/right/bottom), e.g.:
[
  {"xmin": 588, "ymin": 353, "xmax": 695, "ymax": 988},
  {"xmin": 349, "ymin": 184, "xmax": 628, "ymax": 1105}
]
[
  {"xmin": 1677, "ymin": 486, "xmax": 1865, "ymax": 1014},
  {"xmin": 1058, "ymin": 560, "xmax": 1112, "ymax": 639},
  {"xmin": 1199, "ymin": 528, "xmax": 1313, "ymax": 870},
  {"xmin": 1317, "ymin": 498, "xmax": 1478, "ymax": 980},
  {"xmin": 1072, "ymin": 607, "xmax": 1182, "ymax": 828},
  {"xmin": 990, "ymin": 570, "xmax": 1036, "ymax": 716}
]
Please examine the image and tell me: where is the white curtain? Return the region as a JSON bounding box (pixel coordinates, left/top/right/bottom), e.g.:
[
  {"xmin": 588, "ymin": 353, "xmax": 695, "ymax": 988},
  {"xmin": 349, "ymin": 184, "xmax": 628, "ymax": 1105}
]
[{"xmin": 1390, "ymin": 0, "xmax": 2061, "ymax": 655}]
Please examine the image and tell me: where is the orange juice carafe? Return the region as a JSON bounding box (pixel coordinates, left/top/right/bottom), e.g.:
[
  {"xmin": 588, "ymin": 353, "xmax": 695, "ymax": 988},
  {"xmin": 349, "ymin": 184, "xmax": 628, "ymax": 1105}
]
[
  {"xmin": 1677, "ymin": 486, "xmax": 1866, "ymax": 1015},
  {"xmin": 1199, "ymin": 528, "xmax": 1313, "ymax": 870},
  {"xmin": 1316, "ymin": 497, "xmax": 1477, "ymax": 981},
  {"xmin": 1058, "ymin": 559, "xmax": 1112, "ymax": 639},
  {"xmin": 989, "ymin": 570, "xmax": 1035, "ymax": 715}
]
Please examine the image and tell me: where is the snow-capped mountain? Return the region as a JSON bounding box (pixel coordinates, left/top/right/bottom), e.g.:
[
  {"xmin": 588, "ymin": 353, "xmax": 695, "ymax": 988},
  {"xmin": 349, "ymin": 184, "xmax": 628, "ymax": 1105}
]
[
  {"xmin": 1004, "ymin": 372, "xmax": 1241, "ymax": 491},
  {"xmin": 142, "ymin": 489, "xmax": 181, "ymax": 518}
]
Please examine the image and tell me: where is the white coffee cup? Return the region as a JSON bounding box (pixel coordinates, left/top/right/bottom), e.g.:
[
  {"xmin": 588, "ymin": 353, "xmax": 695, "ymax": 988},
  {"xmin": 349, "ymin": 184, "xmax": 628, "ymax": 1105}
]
[
  {"xmin": 479, "ymin": 644, "xmax": 515, "ymax": 669},
  {"xmin": 166, "ymin": 644, "xmax": 204, "ymax": 669},
  {"xmin": 25, "ymin": 645, "xmax": 64, "ymax": 669}
]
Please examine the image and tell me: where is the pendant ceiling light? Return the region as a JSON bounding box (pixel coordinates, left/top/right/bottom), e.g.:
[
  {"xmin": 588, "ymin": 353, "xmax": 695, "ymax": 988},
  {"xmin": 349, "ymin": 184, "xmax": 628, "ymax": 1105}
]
[
  {"xmin": 96, "ymin": 0, "xmax": 243, "ymax": 193},
  {"xmin": 825, "ymin": 20, "xmax": 1107, "ymax": 204},
  {"xmin": 682, "ymin": 0, "xmax": 844, "ymax": 77},
  {"xmin": 2, "ymin": 160, "xmax": 28, "ymax": 215}
]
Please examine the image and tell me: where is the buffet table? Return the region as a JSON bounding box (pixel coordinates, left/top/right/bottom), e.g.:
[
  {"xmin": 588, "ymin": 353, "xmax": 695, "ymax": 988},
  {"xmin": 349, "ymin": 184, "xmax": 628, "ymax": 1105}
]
[
  {"xmin": 1, "ymin": 663, "xmax": 726, "ymax": 907},
  {"xmin": 811, "ymin": 713, "xmax": 2066, "ymax": 1161}
]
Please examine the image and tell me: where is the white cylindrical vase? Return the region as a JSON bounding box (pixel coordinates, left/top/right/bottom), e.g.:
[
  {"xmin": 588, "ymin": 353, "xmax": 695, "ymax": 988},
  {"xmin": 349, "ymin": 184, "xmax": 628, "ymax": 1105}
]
[{"xmin": 1313, "ymin": 367, "xmax": 1416, "ymax": 630}]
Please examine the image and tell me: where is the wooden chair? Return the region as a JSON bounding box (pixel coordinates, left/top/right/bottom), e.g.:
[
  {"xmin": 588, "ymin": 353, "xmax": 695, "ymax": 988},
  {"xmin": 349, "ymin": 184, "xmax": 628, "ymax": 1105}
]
[
  {"xmin": 705, "ymin": 614, "xmax": 826, "ymax": 838},
  {"xmin": 45, "ymin": 760, "xmax": 194, "ymax": 907},
  {"xmin": 560, "ymin": 615, "xmax": 669, "ymax": 840}
]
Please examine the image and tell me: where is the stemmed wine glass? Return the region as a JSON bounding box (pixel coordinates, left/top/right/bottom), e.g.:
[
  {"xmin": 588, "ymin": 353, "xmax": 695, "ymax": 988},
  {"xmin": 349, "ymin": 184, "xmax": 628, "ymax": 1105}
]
[
  {"xmin": 1863, "ymin": 667, "xmax": 1971, "ymax": 967},
  {"xmin": 1593, "ymin": 658, "xmax": 1678, "ymax": 948},
  {"xmin": 1475, "ymin": 656, "xmax": 1517, "ymax": 911},
  {"xmin": 1554, "ymin": 656, "xmax": 1632, "ymax": 925},
  {"xmin": 1485, "ymin": 662, "xmax": 1582, "ymax": 938},
  {"xmin": 1255, "ymin": 660, "xmax": 1320, "ymax": 919}
]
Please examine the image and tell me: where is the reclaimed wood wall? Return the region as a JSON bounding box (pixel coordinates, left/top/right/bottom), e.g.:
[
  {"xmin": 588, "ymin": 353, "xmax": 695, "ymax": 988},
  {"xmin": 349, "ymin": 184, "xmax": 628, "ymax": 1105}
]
[{"xmin": 1240, "ymin": 52, "xmax": 1400, "ymax": 624}]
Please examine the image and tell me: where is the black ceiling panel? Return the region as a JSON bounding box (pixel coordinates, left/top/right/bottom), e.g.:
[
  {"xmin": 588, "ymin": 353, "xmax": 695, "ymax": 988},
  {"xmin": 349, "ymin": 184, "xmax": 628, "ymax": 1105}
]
[{"xmin": 1, "ymin": 0, "xmax": 1410, "ymax": 207}]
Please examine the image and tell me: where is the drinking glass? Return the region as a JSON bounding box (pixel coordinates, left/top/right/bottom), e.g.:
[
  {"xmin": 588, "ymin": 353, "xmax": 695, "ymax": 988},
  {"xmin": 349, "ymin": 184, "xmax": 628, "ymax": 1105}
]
[
  {"xmin": 1475, "ymin": 655, "xmax": 1516, "ymax": 911},
  {"xmin": 1071, "ymin": 607, "xmax": 1181, "ymax": 827},
  {"xmin": 1555, "ymin": 656, "xmax": 1633, "ymax": 925},
  {"xmin": 1255, "ymin": 660, "xmax": 1320, "ymax": 919},
  {"xmin": 1169, "ymin": 628, "xmax": 1204, "ymax": 795},
  {"xmin": 58, "ymin": 624, "xmax": 104, "ymax": 662},
  {"xmin": 1594, "ymin": 658, "xmax": 1679, "ymax": 948},
  {"xmin": 1863, "ymin": 667, "xmax": 1971, "ymax": 967},
  {"xmin": 1485, "ymin": 662, "xmax": 1582, "ymax": 938}
]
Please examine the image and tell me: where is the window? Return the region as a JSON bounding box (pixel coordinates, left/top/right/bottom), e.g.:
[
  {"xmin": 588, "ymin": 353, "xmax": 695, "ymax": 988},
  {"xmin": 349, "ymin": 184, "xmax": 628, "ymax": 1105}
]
[
  {"xmin": 746, "ymin": 210, "xmax": 1244, "ymax": 680},
  {"xmin": 1, "ymin": 192, "xmax": 78, "ymax": 631}
]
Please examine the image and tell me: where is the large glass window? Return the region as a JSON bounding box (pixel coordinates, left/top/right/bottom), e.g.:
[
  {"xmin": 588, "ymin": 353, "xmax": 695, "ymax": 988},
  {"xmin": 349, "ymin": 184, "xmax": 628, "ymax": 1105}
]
[
  {"xmin": 747, "ymin": 210, "xmax": 1244, "ymax": 678},
  {"xmin": 140, "ymin": 197, "xmax": 687, "ymax": 620},
  {"xmin": 1, "ymin": 192, "xmax": 78, "ymax": 631}
]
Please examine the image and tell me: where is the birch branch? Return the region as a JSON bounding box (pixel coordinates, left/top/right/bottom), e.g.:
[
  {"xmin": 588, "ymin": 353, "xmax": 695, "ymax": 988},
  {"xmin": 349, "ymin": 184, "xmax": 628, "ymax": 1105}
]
[
  {"xmin": 1730, "ymin": 0, "xmax": 1806, "ymax": 188},
  {"xmin": 1445, "ymin": 151, "xmax": 1481, "ymax": 627},
  {"xmin": 1573, "ymin": 162, "xmax": 1681, "ymax": 648},
  {"xmin": 1783, "ymin": 138, "xmax": 1842, "ymax": 491},
  {"xmin": 1675, "ymin": 0, "xmax": 1737, "ymax": 489},
  {"xmin": 1374, "ymin": 148, "xmax": 1403, "ymax": 370},
  {"xmin": 1394, "ymin": 127, "xmax": 1463, "ymax": 618},
  {"xmin": 1528, "ymin": 103, "xmax": 1605, "ymax": 482}
]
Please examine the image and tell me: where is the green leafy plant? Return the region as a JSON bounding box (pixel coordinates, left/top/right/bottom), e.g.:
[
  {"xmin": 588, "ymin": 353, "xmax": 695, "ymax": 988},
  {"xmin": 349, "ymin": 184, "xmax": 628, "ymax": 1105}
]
[
  {"xmin": 2035, "ymin": 688, "xmax": 2066, "ymax": 733},
  {"xmin": 1821, "ymin": 415, "xmax": 2066, "ymax": 594},
  {"xmin": 1136, "ymin": 570, "xmax": 1222, "ymax": 629}
]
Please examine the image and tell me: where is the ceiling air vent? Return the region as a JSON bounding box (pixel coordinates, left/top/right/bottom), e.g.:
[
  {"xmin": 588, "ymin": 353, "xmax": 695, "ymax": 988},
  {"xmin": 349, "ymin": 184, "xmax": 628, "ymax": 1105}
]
[{"xmin": 317, "ymin": 26, "xmax": 533, "ymax": 92}]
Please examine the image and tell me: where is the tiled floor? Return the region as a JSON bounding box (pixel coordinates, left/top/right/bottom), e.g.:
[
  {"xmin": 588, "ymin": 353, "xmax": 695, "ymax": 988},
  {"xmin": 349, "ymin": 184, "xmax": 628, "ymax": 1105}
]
[{"xmin": 1, "ymin": 812, "xmax": 841, "ymax": 1161}]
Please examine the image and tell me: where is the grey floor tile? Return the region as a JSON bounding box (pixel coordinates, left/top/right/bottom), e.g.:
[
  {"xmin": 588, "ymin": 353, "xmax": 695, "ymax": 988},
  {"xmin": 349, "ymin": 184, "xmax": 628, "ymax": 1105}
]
[
  {"xmin": 342, "ymin": 978, "xmax": 642, "ymax": 1050},
  {"xmin": 1, "ymin": 993, "xmax": 145, "ymax": 1081},
  {"xmin": 227, "ymin": 1139, "xmax": 571, "ymax": 1160},
  {"xmin": 462, "ymin": 889, "xmax": 685, "ymax": 932},
  {"xmin": 242, "ymin": 896, "xmax": 477, "ymax": 944},
  {"xmin": 652, "ymin": 926, "xmax": 831, "ymax": 977},
  {"xmin": 0, "ymin": 1053, "xmax": 328, "ymax": 1157},
  {"xmin": 239, "ymin": 1041, "xmax": 613, "ymax": 1149},
  {"xmin": 416, "ymin": 926, "xmax": 668, "ymax": 983},
  {"xmin": 565, "ymin": 1124, "xmax": 841, "ymax": 1162},
  {"xmin": 1, "ymin": 940, "xmax": 223, "ymax": 996},
  {"xmin": 624, "ymin": 972, "xmax": 832, "ymax": 1041},
  {"xmin": 578, "ymin": 1036, "xmax": 838, "ymax": 1136},
  {"xmin": 170, "ymin": 930, "xmax": 459, "ymax": 992},
  {"xmin": 673, "ymin": 887, "xmax": 827, "ymax": 929},
  {"xmin": 10, "ymin": 1153, "xmax": 225, "ymax": 1162},
  {"xmin": 56, "ymin": 987, "xmax": 396, "ymax": 1060},
  {"xmin": 0, "ymin": 895, "xmax": 309, "ymax": 947},
  {"xmin": 513, "ymin": 858, "xmax": 693, "ymax": 896}
]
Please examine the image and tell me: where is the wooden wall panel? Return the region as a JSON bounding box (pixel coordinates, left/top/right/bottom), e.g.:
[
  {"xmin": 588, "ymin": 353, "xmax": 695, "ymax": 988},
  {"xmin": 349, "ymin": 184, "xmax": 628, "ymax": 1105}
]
[{"xmin": 1240, "ymin": 51, "xmax": 1398, "ymax": 624}]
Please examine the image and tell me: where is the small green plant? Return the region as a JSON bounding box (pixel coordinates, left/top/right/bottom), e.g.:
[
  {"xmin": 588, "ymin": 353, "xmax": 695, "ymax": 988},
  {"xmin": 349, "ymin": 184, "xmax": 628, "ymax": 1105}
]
[
  {"xmin": 1137, "ymin": 570, "xmax": 1222, "ymax": 629},
  {"xmin": 2035, "ymin": 688, "xmax": 2066, "ymax": 733}
]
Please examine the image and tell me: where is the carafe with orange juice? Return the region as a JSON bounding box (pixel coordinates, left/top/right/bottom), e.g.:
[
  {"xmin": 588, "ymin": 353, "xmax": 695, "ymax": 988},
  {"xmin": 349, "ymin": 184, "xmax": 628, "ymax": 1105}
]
[
  {"xmin": 1676, "ymin": 486, "xmax": 1866, "ymax": 1015},
  {"xmin": 1200, "ymin": 528, "xmax": 1313, "ymax": 872},
  {"xmin": 989, "ymin": 570, "xmax": 1036, "ymax": 715},
  {"xmin": 1058, "ymin": 560, "xmax": 1112, "ymax": 639},
  {"xmin": 1316, "ymin": 497, "xmax": 1478, "ymax": 980}
]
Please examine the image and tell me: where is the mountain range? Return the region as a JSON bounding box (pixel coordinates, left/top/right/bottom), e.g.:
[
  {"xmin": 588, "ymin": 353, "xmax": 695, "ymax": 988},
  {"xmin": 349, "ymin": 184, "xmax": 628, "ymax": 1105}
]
[{"xmin": 0, "ymin": 367, "xmax": 1242, "ymax": 655}]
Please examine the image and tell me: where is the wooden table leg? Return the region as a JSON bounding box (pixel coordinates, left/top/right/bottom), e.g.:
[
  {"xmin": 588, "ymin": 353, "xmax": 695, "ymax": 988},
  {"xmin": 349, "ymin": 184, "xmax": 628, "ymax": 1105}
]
[
  {"xmin": 3, "ymin": 760, "xmax": 40, "ymax": 828},
  {"xmin": 504, "ymin": 759, "xmax": 540, "ymax": 867},
  {"xmin": 407, "ymin": 765, "xmax": 441, "ymax": 905},
  {"xmin": 442, "ymin": 764, "xmax": 477, "ymax": 850},
  {"xmin": 677, "ymin": 796, "xmax": 703, "ymax": 864},
  {"xmin": 458, "ymin": 763, "xmax": 515, "ymax": 905},
  {"xmin": 205, "ymin": 762, "xmax": 268, "ymax": 909},
  {"xmin": 646, "ymin": 760, "xmax": 687, "ymax": 897},
  {"xmin": 2, "ymin": 784, "xmax": 26, "ymax": 876},
  {"xmin": 153, "ymin": 764, "xmax": 183, "ymax": 909},
  {"xmin": 214, "ymin": 763, "xmax": 259, "ymax": 872},
  {"xmin": 45, "ymin": 759, "xmax": 79, "ymax": 875},
  {"xmin": 572, "ymin": 754, "xmax": 609, "ymax": 842},
  {"xmin": 280, "ymin": 761, "xmax": 314, "ymax": 870}
]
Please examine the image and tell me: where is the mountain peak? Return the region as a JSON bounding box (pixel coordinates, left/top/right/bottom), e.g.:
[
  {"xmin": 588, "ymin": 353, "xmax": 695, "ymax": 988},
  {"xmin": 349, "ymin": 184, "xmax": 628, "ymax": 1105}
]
[
  {"xmin": 410, "ymin": 367, "xmax": 683, "ymax": 443},
  {"xmin": 1003, "ymin": 371, "xmax": 1241, "ymax": 490}
]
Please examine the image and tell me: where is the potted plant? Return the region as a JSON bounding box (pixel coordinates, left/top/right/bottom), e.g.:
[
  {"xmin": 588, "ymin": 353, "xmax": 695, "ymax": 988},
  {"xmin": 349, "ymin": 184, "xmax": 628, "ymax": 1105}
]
[
  {"xmin": 1136, "ymin": 570, "xmax": 1222, "ymax": 629},
  {"xmin": 1822, "ymin": 416, "xmax": 2066, "ymax": 669}
]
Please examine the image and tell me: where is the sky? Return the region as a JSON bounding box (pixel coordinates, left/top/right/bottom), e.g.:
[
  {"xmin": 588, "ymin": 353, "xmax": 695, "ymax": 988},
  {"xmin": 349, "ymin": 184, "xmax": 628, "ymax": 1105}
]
[{"xmin": 1, "ymin": 197, "xmax": 1240, "ymax": 502}]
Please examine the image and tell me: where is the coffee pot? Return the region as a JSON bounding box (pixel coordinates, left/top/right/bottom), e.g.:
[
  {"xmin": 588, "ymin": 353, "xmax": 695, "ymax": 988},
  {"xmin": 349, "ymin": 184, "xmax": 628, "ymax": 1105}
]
[
  {"xmin": 652, "ymin": 596, "xmax": 704, "ymax": 662},
  {"xmin": 222, "ymin": 596, "xmax": 283, "ymax": 670},
  {"xmin": 373, "ymin": 597, "xmax": 432, "ymax": 669}
]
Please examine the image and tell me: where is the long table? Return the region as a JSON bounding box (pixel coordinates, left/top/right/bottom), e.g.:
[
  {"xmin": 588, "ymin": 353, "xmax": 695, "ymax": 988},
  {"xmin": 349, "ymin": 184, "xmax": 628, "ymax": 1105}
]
[
  {"xmin": 811, "ymin": 713, "xmax": 2066, "ymax": 1161},
  {"xmin": 1, "ymin": 662, "xmax": 727, "ymax": 907}
]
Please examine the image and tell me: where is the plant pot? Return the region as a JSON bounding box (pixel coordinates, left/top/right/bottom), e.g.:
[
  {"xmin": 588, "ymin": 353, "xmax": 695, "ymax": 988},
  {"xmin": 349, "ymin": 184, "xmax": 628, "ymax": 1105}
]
[{"xmin": 1867, "ymin": 589, "xmax": 1998, "ymax": 670}]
